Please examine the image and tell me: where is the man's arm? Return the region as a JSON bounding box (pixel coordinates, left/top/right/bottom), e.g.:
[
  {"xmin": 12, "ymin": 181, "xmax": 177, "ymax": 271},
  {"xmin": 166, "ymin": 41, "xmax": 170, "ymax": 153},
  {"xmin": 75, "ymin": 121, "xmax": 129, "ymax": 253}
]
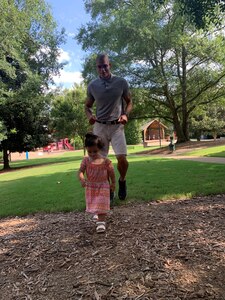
[
  {"xmin": 123, "ymin": 92, "xmax": 132, "ymax": 116},
  {"xmin": 85, "ymin": 98, "xmax": 96, "ymax": 125},
  {"xmin": 118, "ymin": 92, "xmax": 132, "ymax": 124}
]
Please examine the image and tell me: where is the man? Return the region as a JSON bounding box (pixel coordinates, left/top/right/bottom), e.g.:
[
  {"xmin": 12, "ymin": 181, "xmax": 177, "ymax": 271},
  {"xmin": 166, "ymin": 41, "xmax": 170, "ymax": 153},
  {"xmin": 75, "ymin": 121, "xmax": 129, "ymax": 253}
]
[{"xmin": 85, "ymin": 54, "xmax": 132, "ymax": 200}]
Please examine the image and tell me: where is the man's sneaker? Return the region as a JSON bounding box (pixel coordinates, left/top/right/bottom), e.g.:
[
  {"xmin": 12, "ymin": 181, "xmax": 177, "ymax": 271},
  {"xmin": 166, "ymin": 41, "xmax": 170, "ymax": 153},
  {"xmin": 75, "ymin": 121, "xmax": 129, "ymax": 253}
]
[
  {"xmin": 110, "ymin": 189, "xmax": 115, "ymax": 208},
  {"xmin": 118, "ymin": 179, "xmax": 127, "ymax": 200}
]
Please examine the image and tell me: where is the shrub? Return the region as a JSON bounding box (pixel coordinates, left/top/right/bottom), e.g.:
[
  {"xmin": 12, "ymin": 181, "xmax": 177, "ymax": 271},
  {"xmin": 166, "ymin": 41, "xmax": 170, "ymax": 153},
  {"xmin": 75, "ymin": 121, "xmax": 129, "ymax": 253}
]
[
  {"xmin": 73, "ymin": 135, "xmax": 83, "ymax": 150},
  {"xmin": 125, "ymin": 120, "xmax": 142, "ymax": 145}
]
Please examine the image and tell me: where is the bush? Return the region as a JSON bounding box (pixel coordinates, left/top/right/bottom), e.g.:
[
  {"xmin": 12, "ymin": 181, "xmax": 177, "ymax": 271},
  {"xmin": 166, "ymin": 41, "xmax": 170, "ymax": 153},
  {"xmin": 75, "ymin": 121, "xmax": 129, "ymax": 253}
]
[
  {"xmin": 125, "ymin": 120, "xmax": 142, "ymax": 145},
  {"xmin": 73, "ymin": 135, "xmax": 83, "ymax": 150}
]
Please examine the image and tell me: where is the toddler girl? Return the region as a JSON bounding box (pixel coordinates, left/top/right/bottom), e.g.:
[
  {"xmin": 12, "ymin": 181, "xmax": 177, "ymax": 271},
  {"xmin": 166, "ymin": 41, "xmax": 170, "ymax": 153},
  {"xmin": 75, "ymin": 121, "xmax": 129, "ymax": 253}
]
[{"xmin": 78, "ymin": 133, "xmax": 115, "ymax": 233}]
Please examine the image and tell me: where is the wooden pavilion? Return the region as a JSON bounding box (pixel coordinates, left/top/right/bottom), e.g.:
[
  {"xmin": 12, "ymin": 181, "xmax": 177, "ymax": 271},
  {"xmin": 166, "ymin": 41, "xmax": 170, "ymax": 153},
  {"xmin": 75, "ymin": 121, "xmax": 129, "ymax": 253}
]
[{"xmin": 142, "ymin": 119, "xmax": 169, "ymax": 147}]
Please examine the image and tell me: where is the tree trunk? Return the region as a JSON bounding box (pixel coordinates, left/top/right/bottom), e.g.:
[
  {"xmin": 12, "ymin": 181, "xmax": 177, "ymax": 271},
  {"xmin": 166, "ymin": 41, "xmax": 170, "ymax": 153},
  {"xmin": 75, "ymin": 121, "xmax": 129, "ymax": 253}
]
[
  {"xmin": 213, "ymin": 131, "xmax": 217, "ymax": 141},
  {"xmin": 173, "ymin": 115, "xmax": 189, "ymax": 143},
  {"xmin": 3, "ymin": 147, "xmax": 10, "ymax": 170},
  {"xmin": 180, "ymin": 45, "xmax": 190, "ymax": 143},
  {"xmin": 171, "ymin": 45, "xmax": 190, "ymax": 144},
  {"xmin": 182, "ymin": 117, "xmax": 190, "ymax": 142}
]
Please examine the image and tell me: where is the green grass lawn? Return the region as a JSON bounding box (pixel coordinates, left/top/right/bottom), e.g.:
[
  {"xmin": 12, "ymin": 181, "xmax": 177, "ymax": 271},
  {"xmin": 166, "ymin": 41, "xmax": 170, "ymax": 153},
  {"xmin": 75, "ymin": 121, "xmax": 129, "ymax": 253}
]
[
  {"xmin": 1, "ymin": 150, "xmax": 225, "ymax": 218},
  {"xmin": 186, "ymin": 145, "xmax": 225, "ymax": 157},
  {"xmin": 0, "ymin": 145, "xmax": 150, "ymax": 170},
  {"xmin": 5, "ymin": 150, "xmax": 84, "ymax": 169}
]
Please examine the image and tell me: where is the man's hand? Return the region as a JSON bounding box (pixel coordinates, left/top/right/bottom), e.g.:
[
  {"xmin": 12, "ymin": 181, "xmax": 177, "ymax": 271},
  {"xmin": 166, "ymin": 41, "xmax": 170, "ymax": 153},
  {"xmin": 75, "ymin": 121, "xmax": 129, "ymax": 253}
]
[
  {"xmin": 118, "ymin": 114, "xmax": 128, "ymax": 125},
  {"xmin": 89, "ymin": 115, "xmax": 97, "ymax": 125}
]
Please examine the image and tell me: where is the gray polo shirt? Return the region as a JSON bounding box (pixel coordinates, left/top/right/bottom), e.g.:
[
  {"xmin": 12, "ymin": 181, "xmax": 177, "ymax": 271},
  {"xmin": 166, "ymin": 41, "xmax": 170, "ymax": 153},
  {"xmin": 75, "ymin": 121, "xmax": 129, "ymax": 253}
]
[{"xmin": 87, "ymin": 75, "xmax": 129, "ymax": 121}]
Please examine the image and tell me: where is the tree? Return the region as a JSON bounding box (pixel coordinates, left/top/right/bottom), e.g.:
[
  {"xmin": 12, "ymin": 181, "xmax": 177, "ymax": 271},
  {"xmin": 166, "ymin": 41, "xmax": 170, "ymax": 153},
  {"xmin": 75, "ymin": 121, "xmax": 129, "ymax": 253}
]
[
  {"xmin": 190, "ymin": 101, "xmax": 225, "ymax": 140},
  {"xmin": 125, "ymin": 119, "xmax": 142, "ymax": 145},
  {"xmin": 0, "ymin": 0, "xmax": 65, "ymax": 169},
  {"xmin": 77, "ymin": 0, "xmax": 225, "ymax": 143},
  {"xmin": 0, "ymin": 122, "xmax": 6, "ymax": 143},
  {"xmin": 178, "ymin": 0, "xmax": 225, "ymax": 29},
  {"xmin": 51, "ymin": 84, "xmax": 90, "ymax": 152}
]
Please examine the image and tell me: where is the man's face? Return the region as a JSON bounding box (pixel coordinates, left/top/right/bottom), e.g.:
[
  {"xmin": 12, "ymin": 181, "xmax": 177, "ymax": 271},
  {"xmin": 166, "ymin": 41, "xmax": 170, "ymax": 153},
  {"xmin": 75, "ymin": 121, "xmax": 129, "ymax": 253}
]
[{"xmin": 96, "ymin": 57, "xmax": 111, "ymax": 79}]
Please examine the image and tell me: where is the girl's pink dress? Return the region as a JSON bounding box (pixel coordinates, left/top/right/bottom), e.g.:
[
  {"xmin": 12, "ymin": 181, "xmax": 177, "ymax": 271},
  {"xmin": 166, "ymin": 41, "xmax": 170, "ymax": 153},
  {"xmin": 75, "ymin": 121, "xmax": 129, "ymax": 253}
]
[{"xmin": 79, "ymin": 157, "xmax": 114, "ymax": 214}]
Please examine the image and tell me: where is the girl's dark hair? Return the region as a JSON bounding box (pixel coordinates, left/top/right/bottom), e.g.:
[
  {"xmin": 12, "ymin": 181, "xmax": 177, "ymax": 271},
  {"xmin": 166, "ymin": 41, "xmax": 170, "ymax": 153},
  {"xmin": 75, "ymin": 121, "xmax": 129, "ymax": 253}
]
[{"xmin": 84, "ymin": 133, "xmax": 104, "ymax": 149}]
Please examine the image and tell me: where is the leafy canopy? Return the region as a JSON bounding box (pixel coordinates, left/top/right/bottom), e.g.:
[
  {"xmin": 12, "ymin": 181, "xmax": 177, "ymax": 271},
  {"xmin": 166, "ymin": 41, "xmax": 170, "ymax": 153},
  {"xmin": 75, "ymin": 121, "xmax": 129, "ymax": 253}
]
[
  {"xmin": 77, "ymin": 0, "xmax": 225, "ymax": 142},
  {"xmin": 0, "ymin": 0, "xmax": 65, "ymax": 169}
]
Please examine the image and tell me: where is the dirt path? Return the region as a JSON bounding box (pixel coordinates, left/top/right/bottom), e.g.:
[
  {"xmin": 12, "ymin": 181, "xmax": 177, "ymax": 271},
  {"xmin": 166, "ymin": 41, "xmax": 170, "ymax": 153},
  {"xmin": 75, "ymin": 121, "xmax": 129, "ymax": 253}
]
[
  {"xmin": 141, "ymin": 139, "xmax": 225, "ymax": 156},
  {"xmin": 1, "ymin": 195, "xmax": 225, "ymax": 300},
  {"xmin": 141, "ymin": 139, "xmax": 225, "ymax": 164},
  {"xmin": 165, "ymin": 140, "xmax": 225, "ymax": 164},
  {"xmin": 167, "ymin": 155, "xmax": 225, "ymax": 164}
]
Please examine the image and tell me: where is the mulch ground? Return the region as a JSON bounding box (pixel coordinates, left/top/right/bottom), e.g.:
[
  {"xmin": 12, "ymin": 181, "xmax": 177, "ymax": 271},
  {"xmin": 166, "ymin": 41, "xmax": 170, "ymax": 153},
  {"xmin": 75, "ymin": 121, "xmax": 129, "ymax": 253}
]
[{"xmin": 1, "ymin": 195, "xmax": 225, "ymax": 300}]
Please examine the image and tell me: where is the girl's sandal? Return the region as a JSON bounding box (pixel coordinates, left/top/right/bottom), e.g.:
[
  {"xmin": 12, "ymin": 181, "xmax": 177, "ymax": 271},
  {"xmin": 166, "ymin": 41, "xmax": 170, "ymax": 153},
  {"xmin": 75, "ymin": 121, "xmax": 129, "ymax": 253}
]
[
  {"xmin": 93, "ymin": 214, "xmax": 98, "ymax": 222},
  {"xmin": 96, "ymin": 222, "xmax": 106, "ymax": 233}
]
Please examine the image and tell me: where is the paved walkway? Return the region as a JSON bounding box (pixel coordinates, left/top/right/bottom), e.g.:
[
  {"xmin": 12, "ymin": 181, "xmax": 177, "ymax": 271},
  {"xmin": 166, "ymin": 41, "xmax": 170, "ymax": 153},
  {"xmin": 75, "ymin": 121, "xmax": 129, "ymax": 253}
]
[{"xmin": 166, "ymin": 155, "xmax": 225, "ymax": 164}]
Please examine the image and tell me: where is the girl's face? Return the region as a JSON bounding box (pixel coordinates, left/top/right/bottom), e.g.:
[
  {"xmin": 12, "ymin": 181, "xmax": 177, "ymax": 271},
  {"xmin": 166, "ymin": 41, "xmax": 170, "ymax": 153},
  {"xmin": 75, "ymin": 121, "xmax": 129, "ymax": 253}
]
[{"xmin": 87, "ymin": 145, "xmax": 100, "ymax": 159}]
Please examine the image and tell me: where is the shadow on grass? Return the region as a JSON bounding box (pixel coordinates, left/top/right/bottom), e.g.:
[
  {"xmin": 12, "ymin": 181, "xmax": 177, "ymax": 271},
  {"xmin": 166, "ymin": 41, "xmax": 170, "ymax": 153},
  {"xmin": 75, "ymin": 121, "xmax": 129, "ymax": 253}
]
[
  {"xmin": 0, "ymin": 154, "xmax": 84, "ymax": 173},
  {"xmin": 127, "ymin": 157, "xmax": 225, "ymax": 202},
  {"xmin": 1, "ymin": 195, "xmax": 225, "ymax": 298},
  {"xmin": 207, "ymin": 150, "xmax": 225, "ymax": 158}
]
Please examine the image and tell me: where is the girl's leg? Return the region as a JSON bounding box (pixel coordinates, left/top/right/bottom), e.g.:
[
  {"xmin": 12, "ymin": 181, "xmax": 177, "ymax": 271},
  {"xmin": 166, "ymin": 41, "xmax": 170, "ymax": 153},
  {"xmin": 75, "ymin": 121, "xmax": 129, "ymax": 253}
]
[
  {"xmin": 93, "ymin": 213, "xmax": 106, "ymax": 222},
  {"xmin": 97, "ymin": 214, "xmax": 106, "ymax": 222}
]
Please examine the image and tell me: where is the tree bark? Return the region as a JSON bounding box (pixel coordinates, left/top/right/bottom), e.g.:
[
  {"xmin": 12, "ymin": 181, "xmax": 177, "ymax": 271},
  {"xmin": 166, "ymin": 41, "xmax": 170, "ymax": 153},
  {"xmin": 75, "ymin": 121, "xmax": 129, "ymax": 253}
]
[
  {"xmin": 181, "ymin": 45, "xmax": 189, "ymax": 142},
  {"xmin": 173, "ymin": 115, "xmax": 188, "ymax": 143},
  {"xmin": 170, "ymin": 46, "xmax": 190, "ymax": 143},
  {"xmin": 3, "ymin": 147, "xmax": 10, "ymax": 170}
]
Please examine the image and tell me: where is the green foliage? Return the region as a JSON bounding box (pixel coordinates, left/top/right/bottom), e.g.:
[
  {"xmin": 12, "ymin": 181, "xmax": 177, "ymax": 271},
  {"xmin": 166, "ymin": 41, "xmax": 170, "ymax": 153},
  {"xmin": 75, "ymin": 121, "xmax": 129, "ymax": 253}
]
[
  {"xmin": 125, "ymin": 120, "xmax": 142, "ymax": 145},
  {"xmin": 73, "ymin": 135, "xmax": 83, "ymax": 149},
  {"xmin": 0, "ymin": 121, "xmax": 6, "ymax": 142},
  {"xmin": 77, "ymin": 0, "xmax": 225, "ymax": 143},
  {"xmin": 190, "ymin": 100, "xmax": 225, "ymax": 140},
  {"xmin": 0, "ymin": 93, "xmax": 52, "ymax": 152},
  {"xmin": 51, "ymin": 84, "xmax": 90, "ymax": 143},
  {"xmin": 0, "ymin": 0, "xmax": 65, "ymax": 92},
  {"xmin": 153, "ymin": 0, "xmax": 225, "ymax": 29},
  {"xmin": 178, "ymin": 0, "xmax": 225, "ymax": 29}
]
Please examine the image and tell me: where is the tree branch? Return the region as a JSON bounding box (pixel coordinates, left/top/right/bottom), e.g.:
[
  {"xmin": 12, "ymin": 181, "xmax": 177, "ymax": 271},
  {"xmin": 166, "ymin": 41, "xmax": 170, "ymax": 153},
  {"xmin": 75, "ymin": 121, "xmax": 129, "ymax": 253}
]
[{"xmin": 187, "ymin": 72, "xmax": 225, "ymax": 105}]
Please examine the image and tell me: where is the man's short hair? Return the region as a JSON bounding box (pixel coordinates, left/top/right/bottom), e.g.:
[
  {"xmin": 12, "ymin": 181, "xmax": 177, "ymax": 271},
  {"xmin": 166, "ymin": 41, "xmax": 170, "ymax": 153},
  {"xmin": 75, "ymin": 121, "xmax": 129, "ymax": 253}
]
[{"xmin": 96, "ymin": 53, "xmax": 109, "ymax": 63}]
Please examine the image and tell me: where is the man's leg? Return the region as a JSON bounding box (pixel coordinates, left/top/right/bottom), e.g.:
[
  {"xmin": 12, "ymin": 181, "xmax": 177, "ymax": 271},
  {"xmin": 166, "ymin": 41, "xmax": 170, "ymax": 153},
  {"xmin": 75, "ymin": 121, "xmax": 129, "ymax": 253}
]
[
  {"xmin": 110, "ymin": 124, "xmax": 128, "ymax": 200},
  {"xmin": 116, "ymin": 155, "xmax": 128, "ymax": 181},
  {"xmin": 116, "ymin": 155, "xmax": 128, "ymax": 200}
]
